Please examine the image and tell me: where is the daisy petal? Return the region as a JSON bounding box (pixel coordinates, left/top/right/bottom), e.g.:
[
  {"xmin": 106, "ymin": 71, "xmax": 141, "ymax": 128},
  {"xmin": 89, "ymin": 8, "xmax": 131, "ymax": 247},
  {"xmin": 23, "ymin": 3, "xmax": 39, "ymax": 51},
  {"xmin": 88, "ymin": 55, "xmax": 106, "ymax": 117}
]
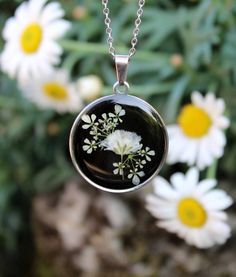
[
  {"xmin": 197, "ymin": 179, "xmax": 217, "ymax": 194},
  {"xmin": 191, "ymin": 91, "xmax": 204, "ymax": 107},
  {"xmin": 153, "ymin": 177, "xmax": 178, "ymax": 200},
  {"xmin": 206, "ymin": 220, "xmax": 231, "ymax": 244},
  {"xmin": 185, "ymin": 167, "xmax": 199, "ymax": 189},
  {"xmin": 40, "ymin": 2, "xmax": 64, "ymax": 23},
  {"xmin": 203, "ymin": 190, "xmax": 233, "ymax": 210},
  {"xmin": 170, "ymin": 172, "xmax": 185, "ymax": 192},
  {"xmin": 157, "ymin": 220, "xmax": 180, "ymax": 233}
]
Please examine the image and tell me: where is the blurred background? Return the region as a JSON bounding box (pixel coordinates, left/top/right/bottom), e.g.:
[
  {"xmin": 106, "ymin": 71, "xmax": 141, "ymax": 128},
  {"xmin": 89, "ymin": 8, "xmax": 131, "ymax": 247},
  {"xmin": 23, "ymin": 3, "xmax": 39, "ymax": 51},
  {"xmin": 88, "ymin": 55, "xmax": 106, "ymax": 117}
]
[{"xmin": 0, "ymin": 0, "xmax": 236, "ymax": 276}]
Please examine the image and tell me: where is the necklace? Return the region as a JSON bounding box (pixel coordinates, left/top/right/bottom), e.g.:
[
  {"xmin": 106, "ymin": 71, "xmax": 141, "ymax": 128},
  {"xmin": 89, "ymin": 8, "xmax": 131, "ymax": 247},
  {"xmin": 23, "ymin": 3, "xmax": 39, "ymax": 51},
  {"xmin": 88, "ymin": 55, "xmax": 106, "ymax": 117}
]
[{"xmin": 69, "ymin": 0, "xmax": 168, "ymax": 193}]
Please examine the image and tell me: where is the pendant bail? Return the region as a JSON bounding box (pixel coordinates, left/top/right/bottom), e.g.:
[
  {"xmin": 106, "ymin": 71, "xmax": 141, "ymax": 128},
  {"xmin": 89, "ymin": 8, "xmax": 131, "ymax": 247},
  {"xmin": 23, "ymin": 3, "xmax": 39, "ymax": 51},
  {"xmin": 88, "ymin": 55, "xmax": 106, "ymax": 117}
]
[{"xmin": 114, "ymin": 55, "xmax": 130, "ymax": 85}]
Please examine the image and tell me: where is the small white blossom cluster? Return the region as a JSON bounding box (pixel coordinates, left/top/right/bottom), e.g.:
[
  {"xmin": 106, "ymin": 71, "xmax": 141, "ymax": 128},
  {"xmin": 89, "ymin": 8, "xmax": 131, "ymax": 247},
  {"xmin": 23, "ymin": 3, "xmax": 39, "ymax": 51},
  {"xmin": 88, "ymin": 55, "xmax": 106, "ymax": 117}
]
[{"xmin": 82, "ymin": 104, "xmax": 155, "ymax": 185}]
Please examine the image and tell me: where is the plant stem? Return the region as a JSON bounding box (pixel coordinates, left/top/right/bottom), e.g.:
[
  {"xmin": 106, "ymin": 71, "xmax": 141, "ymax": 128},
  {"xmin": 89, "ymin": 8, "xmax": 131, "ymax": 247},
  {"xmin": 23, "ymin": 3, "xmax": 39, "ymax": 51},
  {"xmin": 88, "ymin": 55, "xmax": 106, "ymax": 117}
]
[
  {"xmin": 206, "ymin": 159, "xmax": 218, "ymax": 179},
  {"xmin": 121, "ymin": 155, "xmax": 125, "ymax": 180},
  {"xmin": 59, "ymin": 39, "xmax": 171, "ymax": 62}
]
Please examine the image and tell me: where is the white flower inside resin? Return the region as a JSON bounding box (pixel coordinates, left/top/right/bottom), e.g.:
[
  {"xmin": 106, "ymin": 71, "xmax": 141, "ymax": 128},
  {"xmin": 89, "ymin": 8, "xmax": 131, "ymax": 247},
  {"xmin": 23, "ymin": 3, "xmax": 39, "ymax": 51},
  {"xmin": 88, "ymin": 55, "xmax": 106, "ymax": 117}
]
[
  {"xmin": 100, "ymin": 130, "xmax": 142, "ymax": 156},
  {"xmin": 80, "ymin": 104, "xmax": 156, "ymax": 186}
]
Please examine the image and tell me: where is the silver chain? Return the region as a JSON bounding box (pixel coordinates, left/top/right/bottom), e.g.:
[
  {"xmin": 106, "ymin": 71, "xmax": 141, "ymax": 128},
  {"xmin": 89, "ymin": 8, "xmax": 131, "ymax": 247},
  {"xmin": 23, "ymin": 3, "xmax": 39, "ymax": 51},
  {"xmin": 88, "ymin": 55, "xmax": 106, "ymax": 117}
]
[{"xmin": 102, "ymin": 0, "xmax": 145, "ymax": 58}]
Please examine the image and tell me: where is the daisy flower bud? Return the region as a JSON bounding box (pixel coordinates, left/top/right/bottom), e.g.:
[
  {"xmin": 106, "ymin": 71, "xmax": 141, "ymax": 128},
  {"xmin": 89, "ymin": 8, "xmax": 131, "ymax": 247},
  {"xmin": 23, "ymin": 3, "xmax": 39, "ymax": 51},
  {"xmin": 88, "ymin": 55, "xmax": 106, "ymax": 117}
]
[{"xmin": 77, "ymin": 75, "xmax": 103, "ymax": 102}]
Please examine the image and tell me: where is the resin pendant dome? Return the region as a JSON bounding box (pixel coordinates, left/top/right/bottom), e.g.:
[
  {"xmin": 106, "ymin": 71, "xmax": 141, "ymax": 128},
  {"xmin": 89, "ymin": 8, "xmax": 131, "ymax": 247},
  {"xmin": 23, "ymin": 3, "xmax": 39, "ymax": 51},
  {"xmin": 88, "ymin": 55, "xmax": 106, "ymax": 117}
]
[{"xmin": 69, "ymin": 94, "xmax": 168, "ymax": 193}]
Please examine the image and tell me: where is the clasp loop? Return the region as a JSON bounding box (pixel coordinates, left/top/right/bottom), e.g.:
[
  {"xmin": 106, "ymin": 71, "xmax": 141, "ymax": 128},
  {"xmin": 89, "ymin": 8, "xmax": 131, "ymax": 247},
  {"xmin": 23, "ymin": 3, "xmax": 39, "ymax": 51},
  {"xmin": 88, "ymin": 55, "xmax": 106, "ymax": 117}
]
[
  {"xmin": 113, "ymin": 81, "xmax": 130, "ymax": 95},
  {"xmin": 114, "ymin": 55, "xmax": 130, "ymax": 86}
]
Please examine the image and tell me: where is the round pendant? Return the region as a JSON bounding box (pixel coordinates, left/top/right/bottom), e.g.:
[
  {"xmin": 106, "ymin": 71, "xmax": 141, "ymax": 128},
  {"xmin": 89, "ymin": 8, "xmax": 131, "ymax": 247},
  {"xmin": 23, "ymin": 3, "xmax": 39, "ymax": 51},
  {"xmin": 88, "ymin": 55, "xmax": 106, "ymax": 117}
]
[{"xmin": 69, "ymin": 94, "xmax": 168, "ymax": 193}]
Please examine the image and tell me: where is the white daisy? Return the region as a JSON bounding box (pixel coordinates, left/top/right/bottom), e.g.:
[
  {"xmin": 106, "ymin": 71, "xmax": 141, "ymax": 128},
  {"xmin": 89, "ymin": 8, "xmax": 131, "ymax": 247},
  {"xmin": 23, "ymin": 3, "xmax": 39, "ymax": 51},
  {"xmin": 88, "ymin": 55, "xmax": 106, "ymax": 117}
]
[
  {"xmin": 77, "ymin": 75, "xmax": 103, "ymax": 102},
  {"xmin": 145, "ymin": 168, "xmax": 233, "ymax": 249},
  {"xmin": 0, "ymin": 0, "xmax": 70, "ymax": 84},
  {"xmin": 20, "ymin": 69, "xmax": 83, "ymax": 113},
  {"xmin": 167, "ymin": 92, "xmax": 230, "ymax": 170},
  {"xmin": 100, "ymin": 130, "xmax": 142, "ymax": 156}
]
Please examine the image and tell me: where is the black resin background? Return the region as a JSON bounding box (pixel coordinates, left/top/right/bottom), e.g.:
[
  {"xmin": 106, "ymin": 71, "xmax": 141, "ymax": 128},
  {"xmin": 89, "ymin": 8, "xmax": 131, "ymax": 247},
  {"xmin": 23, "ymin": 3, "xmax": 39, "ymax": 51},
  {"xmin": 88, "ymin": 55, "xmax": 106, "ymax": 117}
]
[{"xmin": 70, "ymin": 94, "xmax": 168, "ymax": 192}]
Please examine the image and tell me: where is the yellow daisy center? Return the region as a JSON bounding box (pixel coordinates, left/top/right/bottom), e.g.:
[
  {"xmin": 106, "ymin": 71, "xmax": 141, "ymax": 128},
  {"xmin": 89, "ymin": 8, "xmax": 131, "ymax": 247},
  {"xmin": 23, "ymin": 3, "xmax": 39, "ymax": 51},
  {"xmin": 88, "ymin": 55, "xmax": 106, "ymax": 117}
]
[
  {"xmin": 43, "ymin": 82, "xmax": 68, "ymax": 101},
  {"xmin": 178, "ymin": 104, "xmax": 212, "ymax": 138},
  {"xmin": 20, "ymin": 23, "xmax": 42, "ymax": 54},
  {"xmin": 178, "ymin": 198, "xmax": 207, "ymax": 228}
]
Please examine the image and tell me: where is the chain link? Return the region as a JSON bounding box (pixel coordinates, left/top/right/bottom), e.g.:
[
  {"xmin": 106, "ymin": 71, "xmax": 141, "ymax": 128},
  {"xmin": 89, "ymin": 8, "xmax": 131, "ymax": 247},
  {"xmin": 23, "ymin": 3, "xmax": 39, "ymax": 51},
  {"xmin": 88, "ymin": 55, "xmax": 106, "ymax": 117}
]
[{"xmin": 102, "ymin": 0, "xmax": 145, "ymax": 58}]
